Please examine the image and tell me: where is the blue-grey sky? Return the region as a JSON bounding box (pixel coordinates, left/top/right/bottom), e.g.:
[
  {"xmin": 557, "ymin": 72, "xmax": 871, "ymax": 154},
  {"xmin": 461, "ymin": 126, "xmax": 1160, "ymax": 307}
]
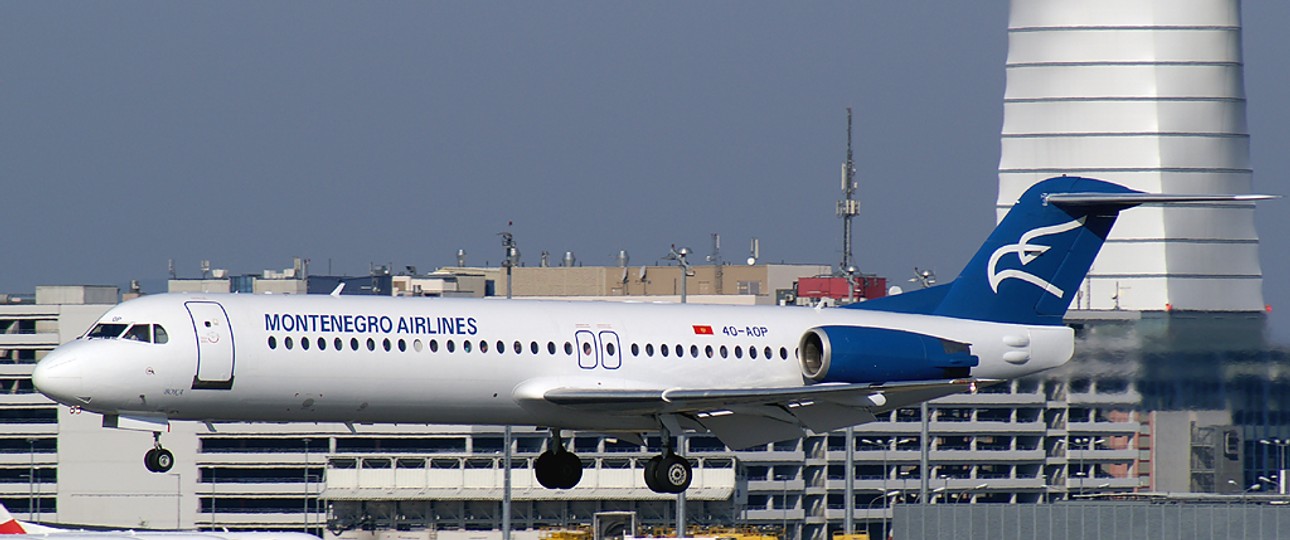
[{"xmin": 3, "ymin": 3, "xmax": 1287, "ymax": 338}]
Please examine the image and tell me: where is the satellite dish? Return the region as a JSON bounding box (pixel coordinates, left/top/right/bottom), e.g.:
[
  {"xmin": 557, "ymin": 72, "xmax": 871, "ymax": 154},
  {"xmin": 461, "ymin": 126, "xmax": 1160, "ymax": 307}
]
[
  {"xmin": 746, "ymin": 257, "xmax": 757, "ymax": 266},
  {"xmin": 888, "ymin": 285, "xmax": 904, "ymax": 296},
  {"xmin": 638, "ymin": 266, "xmax": 648, "ymax": 281}
]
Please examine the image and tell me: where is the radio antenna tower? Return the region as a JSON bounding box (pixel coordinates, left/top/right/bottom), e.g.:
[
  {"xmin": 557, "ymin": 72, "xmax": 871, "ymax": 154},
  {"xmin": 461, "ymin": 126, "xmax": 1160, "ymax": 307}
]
[{"xmin": 837, "ymin": 107, "xmax": 860, "ymax": 274}]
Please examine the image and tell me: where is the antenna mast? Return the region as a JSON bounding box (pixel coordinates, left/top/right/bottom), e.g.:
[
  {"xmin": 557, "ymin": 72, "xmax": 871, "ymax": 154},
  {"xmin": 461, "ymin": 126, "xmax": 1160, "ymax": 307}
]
[{"xmin": 837, "ymin": 108, "xmax": 859, "ymax": 273}]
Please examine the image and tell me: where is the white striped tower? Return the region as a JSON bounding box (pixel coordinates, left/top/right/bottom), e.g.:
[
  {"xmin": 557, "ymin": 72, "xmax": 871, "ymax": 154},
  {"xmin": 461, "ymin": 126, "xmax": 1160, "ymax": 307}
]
[{"xmin": 999, "ymin": 0, "xmax": 1265, "ymax": 312}]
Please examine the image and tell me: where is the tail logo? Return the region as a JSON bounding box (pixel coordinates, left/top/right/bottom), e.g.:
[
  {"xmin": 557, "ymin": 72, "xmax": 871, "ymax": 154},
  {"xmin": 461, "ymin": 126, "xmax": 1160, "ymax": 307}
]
[{"xmin": 987, "ymin": 217, "xmax": 1085, "ymax": 298}]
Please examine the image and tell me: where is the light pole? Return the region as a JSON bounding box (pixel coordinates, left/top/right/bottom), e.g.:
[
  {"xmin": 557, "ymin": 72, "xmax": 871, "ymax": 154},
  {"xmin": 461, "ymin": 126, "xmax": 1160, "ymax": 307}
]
[
  {"xmin": 919, "ymin": 402, "xmax": 929, "ymax": 504},
  {"xmin": 665, "ymin": 246, "xmax": 693, "ymax": 303},
  {"xmin": 844, "ymin": 428, "xmax": 854, "ymax": 535},
  {"xmin": 1258, "ymin": 439, "xmax": 1289, "ymax": 495},
  {"xmin": 1072, "ymin": 437, "xmax": 1106, "ymax": 493},
  {"xmin": 860, "ymin": 437, "xmax": 914, "ymax": 528},
  {"xmin": 26, "ymin": 438, "xmax": 34, "ymax": 520},
  {"xmin": 865, "ymin": 490, "xmax": 899, "ymax": 537},
  {"xmin": 676, "ymin": 433, "xmax": 686, "ymax": 539},
  {"xmin": 499, "ymin": 231, "xmax": 519, "ymax": 540},
  {"xmin": 303, "ymin": 438, "xmax": 311, "ymax": 532}
]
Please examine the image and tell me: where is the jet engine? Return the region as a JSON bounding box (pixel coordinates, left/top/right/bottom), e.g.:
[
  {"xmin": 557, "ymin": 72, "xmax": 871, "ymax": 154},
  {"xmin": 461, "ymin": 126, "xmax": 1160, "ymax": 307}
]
[{"xmin": 798, "ymin": 326, "xmax": 978, "ymax": 384}]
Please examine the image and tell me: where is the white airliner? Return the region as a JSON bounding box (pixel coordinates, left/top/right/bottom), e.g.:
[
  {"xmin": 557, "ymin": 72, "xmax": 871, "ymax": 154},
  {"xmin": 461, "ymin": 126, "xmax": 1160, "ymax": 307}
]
[
  {"xmin": 32, "ymin": 177, "xmax": 1271, "ymax": 493},
  {"xmin": 0, "ymin": 503, "xmax": 316, "ymax": 540}
]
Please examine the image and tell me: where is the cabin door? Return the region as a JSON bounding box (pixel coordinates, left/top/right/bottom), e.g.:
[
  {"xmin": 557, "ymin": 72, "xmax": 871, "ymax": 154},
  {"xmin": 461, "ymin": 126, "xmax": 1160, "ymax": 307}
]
[{"xmin": 186, "ymin": 301, "xmax": 236, "ymax": 390}]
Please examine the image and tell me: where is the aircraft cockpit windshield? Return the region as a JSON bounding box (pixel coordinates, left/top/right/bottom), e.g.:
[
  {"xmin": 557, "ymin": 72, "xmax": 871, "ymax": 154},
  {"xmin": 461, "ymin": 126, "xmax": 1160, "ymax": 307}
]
[{"xmin": 86, "ymin": 323, "xmax": 169, "ymax": 344}]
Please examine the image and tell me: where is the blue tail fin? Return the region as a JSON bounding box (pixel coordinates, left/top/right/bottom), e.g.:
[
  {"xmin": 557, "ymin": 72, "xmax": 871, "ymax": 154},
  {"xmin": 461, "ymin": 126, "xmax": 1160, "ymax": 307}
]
[{"xmin": 852, "ymin": 176, "xmax": 1141, "ymax": 326}]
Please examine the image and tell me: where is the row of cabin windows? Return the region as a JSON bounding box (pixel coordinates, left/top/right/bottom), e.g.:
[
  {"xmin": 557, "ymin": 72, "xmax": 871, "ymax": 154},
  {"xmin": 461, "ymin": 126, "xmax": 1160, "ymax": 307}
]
[{"xmin": 266, "ymin": 335, "xmax": 794, "ymax": 361}]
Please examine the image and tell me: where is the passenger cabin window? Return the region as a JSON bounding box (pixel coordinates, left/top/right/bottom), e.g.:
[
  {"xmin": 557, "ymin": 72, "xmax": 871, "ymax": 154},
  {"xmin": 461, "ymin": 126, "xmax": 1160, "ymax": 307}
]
[{"xmin": 88, "ymin": 323, "xmax": 128, "ymax": 339}]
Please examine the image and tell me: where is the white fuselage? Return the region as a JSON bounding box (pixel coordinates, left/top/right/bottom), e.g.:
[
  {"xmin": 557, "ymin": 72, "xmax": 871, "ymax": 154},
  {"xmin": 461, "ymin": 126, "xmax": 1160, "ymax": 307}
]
[{"xmin": 34, "ymin": 293, "xmax": 1073, "ymax": 431}]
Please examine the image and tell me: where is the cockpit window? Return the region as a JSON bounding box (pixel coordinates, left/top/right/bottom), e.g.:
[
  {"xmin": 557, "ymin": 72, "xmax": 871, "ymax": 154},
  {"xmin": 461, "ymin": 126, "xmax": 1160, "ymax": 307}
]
[
  {"xmin": 87, "ymin": 323, "xmax": 128, "ymax": 339},
  {"xmin": 123, "ymin": 325, "xmax": 152, "ymax": 343},
  {"xmin": 87, "ymin": 323, "xmax": 169, "ymax": 344}
]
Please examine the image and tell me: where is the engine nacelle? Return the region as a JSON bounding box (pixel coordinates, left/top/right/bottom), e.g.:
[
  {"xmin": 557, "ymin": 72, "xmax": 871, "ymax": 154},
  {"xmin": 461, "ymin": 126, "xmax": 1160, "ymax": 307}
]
[{"xmin": 798, "ymin": 326, "xmax": 979, "ymax": 384}]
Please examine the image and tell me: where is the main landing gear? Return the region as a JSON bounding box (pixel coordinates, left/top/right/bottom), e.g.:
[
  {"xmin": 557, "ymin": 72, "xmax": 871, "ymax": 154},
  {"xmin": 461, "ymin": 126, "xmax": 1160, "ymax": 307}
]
[
  {"xmin": 644, "ymin": 427, "xmax": 692, "ymax": 494},
  {"xmin": 531, "ymin": 427, "xmax": 693, "ymax": 494},
  {"xmin": 534, "ymin": 430, "xmax": 583, "ymax": 489},
  {"xmin": 144, "ymin": 432, "xmax": 174, "ymax": 473}
]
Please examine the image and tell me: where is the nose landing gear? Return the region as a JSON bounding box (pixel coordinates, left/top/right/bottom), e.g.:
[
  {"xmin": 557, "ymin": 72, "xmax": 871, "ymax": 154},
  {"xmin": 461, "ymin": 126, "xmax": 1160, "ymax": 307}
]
[{"xmin": 144, "ymin": 432, "xmax": 174, "ymax": 473}]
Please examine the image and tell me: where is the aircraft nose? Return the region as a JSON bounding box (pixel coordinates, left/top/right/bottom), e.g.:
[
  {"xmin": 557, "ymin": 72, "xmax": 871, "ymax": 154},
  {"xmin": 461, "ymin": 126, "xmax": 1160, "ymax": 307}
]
[{"xmin": 32, "ymin": 350, "xmax": 85, "ymax": 405}]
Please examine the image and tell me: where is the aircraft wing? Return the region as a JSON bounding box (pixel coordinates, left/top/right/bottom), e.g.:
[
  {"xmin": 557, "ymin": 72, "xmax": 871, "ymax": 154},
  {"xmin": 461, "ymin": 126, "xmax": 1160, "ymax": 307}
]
[{"xmin": 542, "ymin": 378, "xmax": 996, "ymax": 449}]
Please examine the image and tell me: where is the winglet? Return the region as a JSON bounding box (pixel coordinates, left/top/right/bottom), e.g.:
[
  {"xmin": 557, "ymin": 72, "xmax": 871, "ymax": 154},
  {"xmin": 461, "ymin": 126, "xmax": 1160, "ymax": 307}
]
[{"xmin": 330, "ymin": 283, "xmax": 346, "ymax": 297}]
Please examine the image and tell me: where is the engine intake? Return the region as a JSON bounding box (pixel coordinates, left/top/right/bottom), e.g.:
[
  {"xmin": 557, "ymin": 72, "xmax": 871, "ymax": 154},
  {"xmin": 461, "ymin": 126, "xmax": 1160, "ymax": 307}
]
[{"xmin": 799, "ymin": 326, "xmax": 978, "ymax": 384}]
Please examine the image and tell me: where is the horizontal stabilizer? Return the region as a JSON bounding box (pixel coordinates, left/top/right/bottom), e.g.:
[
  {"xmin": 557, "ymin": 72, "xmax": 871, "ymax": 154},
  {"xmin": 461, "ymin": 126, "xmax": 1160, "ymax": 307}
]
[{"xmin": 1045, "ymin": 192, "xmax": 1276, "ymax": 206}]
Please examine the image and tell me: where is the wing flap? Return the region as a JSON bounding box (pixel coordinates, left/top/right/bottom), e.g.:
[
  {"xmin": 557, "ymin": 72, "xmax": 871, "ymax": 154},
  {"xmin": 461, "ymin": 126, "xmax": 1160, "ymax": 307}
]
[
  {"xmin": 695, "ymin": 408, "xmax": 805, "ymax": 450},
  {"xmin": 539, "ymin": 378, "xmax": 994, "ymax": 449}
]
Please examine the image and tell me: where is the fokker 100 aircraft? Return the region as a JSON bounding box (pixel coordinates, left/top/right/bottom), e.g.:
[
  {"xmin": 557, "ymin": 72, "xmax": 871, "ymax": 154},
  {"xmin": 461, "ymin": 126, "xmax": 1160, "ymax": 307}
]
[{"xmin": 32, "ymin": 177, "xmax": 1270, "ymax": 493}]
